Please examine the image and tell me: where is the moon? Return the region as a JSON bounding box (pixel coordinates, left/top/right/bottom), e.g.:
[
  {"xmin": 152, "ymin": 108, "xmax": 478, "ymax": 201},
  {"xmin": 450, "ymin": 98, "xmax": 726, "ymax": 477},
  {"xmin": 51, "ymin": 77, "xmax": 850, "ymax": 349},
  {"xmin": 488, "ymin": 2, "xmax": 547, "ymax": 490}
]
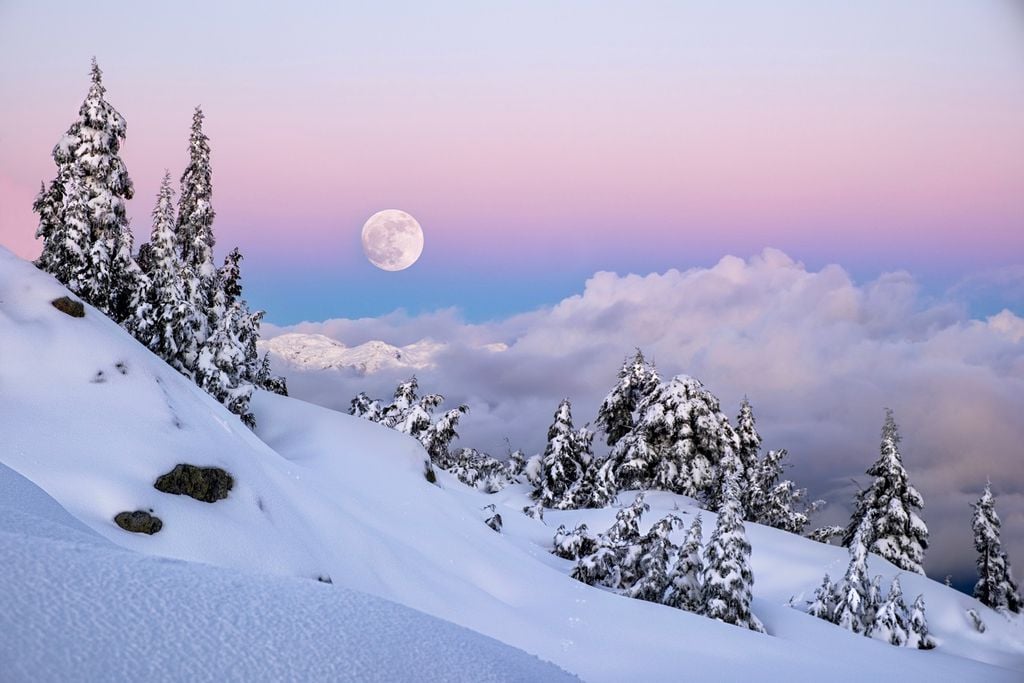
[{"xmin": 361, "ymin": 209, "xmax": 424, "ymax": 271}]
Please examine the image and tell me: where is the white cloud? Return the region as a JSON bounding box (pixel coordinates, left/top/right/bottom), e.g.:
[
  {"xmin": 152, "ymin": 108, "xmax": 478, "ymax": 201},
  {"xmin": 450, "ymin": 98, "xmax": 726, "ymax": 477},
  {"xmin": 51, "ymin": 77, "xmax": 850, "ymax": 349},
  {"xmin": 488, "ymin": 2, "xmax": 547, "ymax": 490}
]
[{"xmin": 265, "ymin": 249, "xmax": 1024, "ymax": 582}]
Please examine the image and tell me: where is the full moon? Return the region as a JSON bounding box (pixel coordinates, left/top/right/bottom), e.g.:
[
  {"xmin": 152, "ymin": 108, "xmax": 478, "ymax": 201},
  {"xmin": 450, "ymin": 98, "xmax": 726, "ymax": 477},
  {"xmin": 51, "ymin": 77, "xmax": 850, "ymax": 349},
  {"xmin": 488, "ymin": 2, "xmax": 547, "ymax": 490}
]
[{"xmin": 361, "ymin": 209, "xmax": 424, "ymax": 271}]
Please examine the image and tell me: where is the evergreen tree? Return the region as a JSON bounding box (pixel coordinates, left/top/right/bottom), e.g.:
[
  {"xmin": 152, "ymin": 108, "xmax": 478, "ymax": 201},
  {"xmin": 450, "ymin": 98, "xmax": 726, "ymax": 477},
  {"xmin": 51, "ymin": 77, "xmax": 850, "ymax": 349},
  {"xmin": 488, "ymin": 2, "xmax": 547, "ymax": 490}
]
[
  {"xmin": 595, "ymin": 349, "xmax": 660, "ymax": 447},
  {"xmin": 806, "ymin": 574, "xmax": 837, "ymax": 621},
  {"xmin": 534, "ymin": 400, "xmax": 590, "ymax": 509},
  {"xmin": 505, "ymin": 449, "xmax": 527, "ymax": 482},
  {"xmin": 194, "ymin": 302, "xmax": 255, "ymax": 427},
  {"xmin": 254, "ymin": 353, "xmax": 288, "ymax": 396},
  {"xmin": 129, "ymin": 172, "xmax": 192, "ymax": 374},
  {"xmin": 349, "ymin": 392, "xmax": 382, "ymax": 421},
  {"xmin": 664, "ymin": 514, "xmax": 705, "ymax": 612},
  {"xmin": 734, "ymin": 398, "xmax": 762, "ymax": 512},
  {"xmin": 869, "ymin": 577, "xmax": 909, "ymax": 646},
  {"xmin": 865, "ymin": 574, "xmax": 883, "ymax": 626},
  {"xmin": 34, "ymin": 59, "xmax": 140, "ymax": 320},
  {"xmin": 608, "ymin": 374, "xmax": 737, "ymax": 505},
  {"xmin": 833, "ymin": 513, "xmax": 873, "ymax": 634},
  {"xmin": 749, "ymin": 448, "xmax": 817, "ymax": 534},
  {"xmin": 702, "ymin": 470, "xmax": 765, "ymax": 632},
  {"xmin": 552, "ymin": 523, "xmax": 598, "ymax": 561},
  {"xmin": 574, "ymin": 453, "xmax": 618, "ymax": 509},
  {"xmin": 626, "ymin": 515, "xmax": 681, "ymax": 603},
  {"xmin": 219, "ymin": 248, "xmax": 243, "ymax": 306},
  {"xmin": 843, "ymin": 409, "xmax": 928, "ymax": 574},
  {"xmin": 908, "ymin": 594, "xmax": 936, "ymax": 650},
  {"xmin": 971, "ymin": 484, "xmax": 1023, "ymax": 614},
  {"xmin": 177, "ymin": 106, "xmax": 219, "ymax": 347}
]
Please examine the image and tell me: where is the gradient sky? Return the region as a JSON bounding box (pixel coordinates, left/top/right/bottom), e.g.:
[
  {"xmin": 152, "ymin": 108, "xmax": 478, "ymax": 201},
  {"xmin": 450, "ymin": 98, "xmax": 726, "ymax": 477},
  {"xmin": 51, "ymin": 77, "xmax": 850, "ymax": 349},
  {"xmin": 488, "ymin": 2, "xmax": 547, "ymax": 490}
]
[{"xmin": 1, "ymin": 1, "xmax": 1022, "ymax": 323}]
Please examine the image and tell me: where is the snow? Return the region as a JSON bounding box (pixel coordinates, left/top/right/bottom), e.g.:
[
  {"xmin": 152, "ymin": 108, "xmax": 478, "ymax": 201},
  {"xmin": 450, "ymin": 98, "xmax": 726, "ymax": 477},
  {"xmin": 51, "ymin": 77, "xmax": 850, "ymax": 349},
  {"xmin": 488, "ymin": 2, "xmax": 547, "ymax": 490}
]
[
  {"xmin": 2, "ymin": 245, "xmax": 1024, "ymax": 681},
  {"xmin": 258, "ymin": 332, "xmax": 443, "ymax": 374}
]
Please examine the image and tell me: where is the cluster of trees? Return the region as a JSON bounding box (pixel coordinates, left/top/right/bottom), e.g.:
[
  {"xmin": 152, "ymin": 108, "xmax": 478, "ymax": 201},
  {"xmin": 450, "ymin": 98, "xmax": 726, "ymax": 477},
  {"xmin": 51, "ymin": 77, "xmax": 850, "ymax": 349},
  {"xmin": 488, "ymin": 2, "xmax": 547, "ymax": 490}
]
[
  {"xmin": 807, "ymin": 514, "xmax": 934, "ymax": 649},
  {"xmin": 531, "ymin": 351, "xmax": 818, "ymax": 535},
  {"xmin": 32, "ymin": 61, "xmax": 284, "ymax": 426},
  {"xmin": 971, "ymin": 484, "xmax": 1023, "ymax": 614},
  {"xmin": 555, "ymin": 471, "xmax": 765, "ymax": 633}
]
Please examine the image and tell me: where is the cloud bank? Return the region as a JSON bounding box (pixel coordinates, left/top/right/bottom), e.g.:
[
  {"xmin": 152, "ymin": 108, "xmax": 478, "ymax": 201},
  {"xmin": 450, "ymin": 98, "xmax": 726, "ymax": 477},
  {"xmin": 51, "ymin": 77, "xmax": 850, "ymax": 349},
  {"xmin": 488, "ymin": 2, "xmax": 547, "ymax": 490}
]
[{"xmin": 264, "ymin": 249, "xmax": 1024, "ymax": 583}]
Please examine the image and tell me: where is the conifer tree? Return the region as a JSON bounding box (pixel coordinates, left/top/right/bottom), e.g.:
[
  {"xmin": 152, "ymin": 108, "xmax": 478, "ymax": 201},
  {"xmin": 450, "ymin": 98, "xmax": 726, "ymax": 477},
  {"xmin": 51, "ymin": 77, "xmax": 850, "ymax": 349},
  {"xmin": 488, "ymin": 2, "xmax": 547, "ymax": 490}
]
[
  {"xmin": 626, "ymin": 515, "xmax": 681, "ymax": 603},
  {"xmin": 609, "ymin": 374, "xmax": 736, "ymax": 504},
  {"xmin": 734, "ymin": 398, "xmax": 762, "ymax": 511},
  {"xmin": 349, "ymin": 392, "xmax": 382, "ymax": 421},
  {"xmin": 177, "ymin": 107, "xmax": 219, "ymax": 346},
  {"xmin": 834, "ymin": 513, "xmax": 873, "ymax": 634},
  {"xmin": 34, "ymin": 59, "xmax": 140, "ymax": 320},
  {"xmin": 552, "ymin": 523, "xmax": 598, "ymax": 561},
  {"xmin": 971, "ymin": 484, "xmax": 1023, "ymax": 614},
  {"xmin": 129, "ymin": 172, "xmax": 192, "ymax": 373},
  {"xmin": 534, "ymin": 400, "xmax": 589, "ymax": 509},
  {"xmin": 596, "ymin": 349, "xmax": 660, "ymax": 447},
  {"xmin": 806, "ymin": 574, "xmax": 837, "ymax": 621},
  {"xmin": 195, "ymin": 302, "xmax": 255, "ymax": 427},
  {"xmin": 843, "ymin": 409, "xmax": 928, "ymax": 574},
  {"xmin": 869, "ymin": 577, "xmax": 909, "ymax": 646},
  {"xmin": 664, "ymin": 514, "xmax": 705, "ymax": 612},
  {"xmin": 908, "ymin": 594, "xmax": 936, "ymax": 649},
  {"xmin": 702, "ymin": 469, "xmax": 765, "ymax": 632}
]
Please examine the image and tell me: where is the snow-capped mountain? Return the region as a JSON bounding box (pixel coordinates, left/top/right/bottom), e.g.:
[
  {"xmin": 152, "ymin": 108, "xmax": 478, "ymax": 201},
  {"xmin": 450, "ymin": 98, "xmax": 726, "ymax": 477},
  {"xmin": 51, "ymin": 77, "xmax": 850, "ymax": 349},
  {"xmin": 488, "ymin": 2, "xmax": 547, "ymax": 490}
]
[
  {"xmin": 258, "ymin": 332, "xmax": 444, "ymax": 374},
  {"xmin": 2, "ymin": 246, "xmax": 1023, "ymax": 682}
]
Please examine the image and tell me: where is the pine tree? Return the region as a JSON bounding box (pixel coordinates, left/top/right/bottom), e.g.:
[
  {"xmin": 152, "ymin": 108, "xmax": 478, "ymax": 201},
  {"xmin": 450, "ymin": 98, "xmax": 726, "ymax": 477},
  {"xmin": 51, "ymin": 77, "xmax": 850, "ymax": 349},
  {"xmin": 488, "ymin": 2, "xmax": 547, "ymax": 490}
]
[
  {"xmin": 748, "ymin": 448, "xmax": 817, "ymax": 534},
  {"xmin": 843, "ymin": 409, "xmax": 928, "ymax": 574},
  {"xmin": 664, "ymin": 514, "xmax": 704, "ymax": 612},
  {"xmin": 834, "ymin": 512, "xmax": 873, "ymax": 634},
  {"xmin": 702, "ymin": 470, "xmax": 765, "ymax": 632},
  {"xmin": 626, "ymin": 515, "xmax": 681, "ymax": 603},
  {"xmin": 254, "ymin": 353, "xmax": 288, "ymax": 396},
  {"xmin": 595, "ymin": 349, "xmax": 660, "ymax": 447},
  {"xmin": 129, "ymin": 172, "xmax": 192, "ymax": 374},
  {"xmin": 34, "ymin": 59, "xmax": 141, "ymax": 320},
  {"xmin": 734, "ymin": 398, "xmax": 762, "ymax": 512},
  {"xmin": 552, "ymin": 524, "xmax": 598, "ymax": 561},
  {"xmin": 177, "ymin": 106, "xmax": 219, "ymax": 349},
  {"xmin": 971, "ymin": 484, "xmax": 1023, "ymax": 614},
  {"xmin": 194, "ymin": 302, "xmax": 255, "ymax": 427},
  {"xmin": 534, "ymin": 400, "xmax": 589, "ymax": 509},
  {"xmin": 574, "ymin": 453, "xmax": 618, "ymax": 509},
  {"xmin": 869, "ymin": 577, "xmax": 909, "ymax": 646},
  {"xmin": 608, "ymin": 374, "xmax": 736, "ymax": 505},
  {"xmin": 806, "ymin": 574, "xmax": 837, "ymax": 621},
  {"xmin": 349, "ymin": 392, "xmax": 382, "ymax": 421},
  {"xmin": 908, "ymin": 594, "xmax": 936, "ymax": 650}
]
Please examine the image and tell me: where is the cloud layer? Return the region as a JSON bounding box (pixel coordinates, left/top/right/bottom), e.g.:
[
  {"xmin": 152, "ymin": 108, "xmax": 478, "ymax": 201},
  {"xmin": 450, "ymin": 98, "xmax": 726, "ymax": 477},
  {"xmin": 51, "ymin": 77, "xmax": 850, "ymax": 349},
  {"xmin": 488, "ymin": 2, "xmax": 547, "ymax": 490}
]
[{"xmin": 264, "ymin": 249, "xmax": 1024, "ymax": 583}]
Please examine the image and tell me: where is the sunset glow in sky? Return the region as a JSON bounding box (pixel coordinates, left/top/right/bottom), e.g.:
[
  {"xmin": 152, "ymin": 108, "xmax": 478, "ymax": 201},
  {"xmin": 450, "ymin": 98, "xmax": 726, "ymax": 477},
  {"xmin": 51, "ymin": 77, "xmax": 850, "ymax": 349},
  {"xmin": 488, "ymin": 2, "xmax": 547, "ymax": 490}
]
[{"xmin": 1, "ymin": 1, "xmax": 1022, "ymax": 322}]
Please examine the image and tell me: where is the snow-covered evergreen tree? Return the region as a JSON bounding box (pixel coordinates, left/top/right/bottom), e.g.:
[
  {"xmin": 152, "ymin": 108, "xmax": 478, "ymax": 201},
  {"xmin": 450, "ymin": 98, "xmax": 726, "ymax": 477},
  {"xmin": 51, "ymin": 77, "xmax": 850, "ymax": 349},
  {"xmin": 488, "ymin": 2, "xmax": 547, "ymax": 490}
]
[
  {"xmin": 701, "ymin": 469, "xmax": 765, "ymax": 632},
  {"xmin": 608, "ymin": 374, "xmax": 736, "ymax": 505},
  {"xmin": 833, "ymin": 512, "xmax": 873, "ymax": 634},
  {"xmin": 971, "ymin": 484, "xmax": 1023, "ymax": 614},
  {"xmin": 534, "ymin": 400, "xmax": 591, "ymax": 509},
  {"xmin": 734, "ymin": 398, "xmax": 762, "ymax": 512},
  {"xmin": 445, "ymin": 447, "xmax": 508, "ymax": 492},
  {"xmin": 349, "ymin": 392, "xmax": 382, "ymax": 421},
  {"xmin": 748, "ymin": 448, "xmax": 818, "ymax": 534},
  {"xmin": 552, "ymin": 523, "xmax": 597, "ymax": 561},
  {"xmin": 626, "ymin": 514, "xmax": 681, "ymax": 603},
  {"xmin": 869, "ymin": 577, "xmax": 909, "ymax": 646},
  {"xmin": 34, "ymin": 59, "xmax": 141, "ymax": 321},
  {"xmin": 194, "ymin": 302, "xmax": 255, "ymax": 427},
  {"xmin": 843, "ymin": 409, "xmax": 928, "ymax": 574},
  {"xmin": 176, "ymin": 106, "xmax": 219, "ymax": 348},
  {"xmin": 129, "ymin": 172, "xmax": 192, "ymax": 374},
  {"xmin": 806, "ymin": 574, "xmax": 837, "ymax": 621},
  {"xmin": 573, "ymin": 454, "xmax": 618, "ymax": 510},
  {"xmin": 254, "ymin": 353, "xmax": 288, "ymax": 396},
  {"xmin": 908, "ymin": 594, "xmax": 936, "ymax": 649},
  {"xmin": 595, "ymin": 349, "xmax": 660, "ymax": 447},
  {"xmin": 664, "ymin": 514, "xmax": 704, "ymax": 612}
]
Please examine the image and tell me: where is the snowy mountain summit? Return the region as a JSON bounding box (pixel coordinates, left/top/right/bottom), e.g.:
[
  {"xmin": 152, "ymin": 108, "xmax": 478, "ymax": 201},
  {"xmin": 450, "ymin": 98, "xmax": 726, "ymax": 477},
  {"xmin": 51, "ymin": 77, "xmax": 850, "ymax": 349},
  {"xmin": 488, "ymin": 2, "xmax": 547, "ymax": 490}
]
[
  {"xmin": 259, "ymin": 332, "xmax": 443, "ymax": 374},
  {"xmin": 2, "ymin": 246, "xmax": 1024, "ymax": 682}
]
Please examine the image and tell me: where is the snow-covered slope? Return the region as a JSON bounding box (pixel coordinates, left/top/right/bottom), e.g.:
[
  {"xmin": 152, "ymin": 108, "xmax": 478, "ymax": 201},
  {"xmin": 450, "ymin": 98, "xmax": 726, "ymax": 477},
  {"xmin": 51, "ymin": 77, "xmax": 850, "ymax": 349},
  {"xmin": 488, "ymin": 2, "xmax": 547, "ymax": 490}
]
[
  {"xmin": 2, "ymin": 245, "xmax": 1023, "ymax": 682},
  {"xmin": 0, "ymin": 464, "xmax": 574, "ymax": 682},
  {"xmin": 258, "ymin": 332, "xmax": 443, "ymax": 374}
]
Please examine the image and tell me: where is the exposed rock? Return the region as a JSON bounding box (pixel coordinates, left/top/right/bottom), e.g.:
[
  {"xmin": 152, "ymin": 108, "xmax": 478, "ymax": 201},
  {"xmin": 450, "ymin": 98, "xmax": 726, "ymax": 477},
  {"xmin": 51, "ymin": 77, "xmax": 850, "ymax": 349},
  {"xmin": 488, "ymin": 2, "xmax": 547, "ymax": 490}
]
[
  {"xmin": 114, "ymin": 510, "xmax": 162, "ymax": 535},
  {"xmin": 154, "ymin": 464, "xmax": 233, "ymax": 503},
  {"xmin": 51, "ymin": 296, "xmax": 85, "ymax": 317},
  {"xmin": 485, "ymin": 513, "xmax": 503, "ymax": 533}
]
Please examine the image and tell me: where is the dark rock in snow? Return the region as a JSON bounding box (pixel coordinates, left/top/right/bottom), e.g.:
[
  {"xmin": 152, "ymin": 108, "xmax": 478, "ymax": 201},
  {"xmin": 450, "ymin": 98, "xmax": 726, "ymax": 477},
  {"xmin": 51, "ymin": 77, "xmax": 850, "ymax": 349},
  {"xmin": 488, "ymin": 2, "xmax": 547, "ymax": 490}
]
[
  {"xmin": 114, "ymin": 510, "xmax": 163, "ymax": 534},
  {"xmin": 154, "ymin": 464, "xmax": 234, "ymax": 503},
  {"xmin": 486, "ymin": 514, "xmax": 503, "ymax": 533},
  {"xmin": 51, "ymin": 296, "xmax": 85, "ymax": 317}
]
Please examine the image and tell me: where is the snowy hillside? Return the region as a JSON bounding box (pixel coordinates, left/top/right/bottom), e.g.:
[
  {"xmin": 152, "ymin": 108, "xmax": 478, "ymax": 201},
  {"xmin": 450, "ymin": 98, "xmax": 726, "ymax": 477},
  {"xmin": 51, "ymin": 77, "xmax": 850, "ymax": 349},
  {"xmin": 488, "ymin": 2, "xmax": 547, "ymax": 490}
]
[
  {"xmin": 258, "ymin": 332, "xmax": 443, "ymax": 374},
  {"xmin": 2, "ymin": 245, "xmax": 1024, "ymax": 682}
]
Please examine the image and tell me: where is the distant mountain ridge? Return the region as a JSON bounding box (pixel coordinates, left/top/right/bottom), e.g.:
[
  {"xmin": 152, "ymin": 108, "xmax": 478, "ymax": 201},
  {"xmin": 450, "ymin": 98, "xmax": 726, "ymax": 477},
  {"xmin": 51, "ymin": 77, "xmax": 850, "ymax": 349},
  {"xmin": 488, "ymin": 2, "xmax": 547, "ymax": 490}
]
[{"xmin": 258, "ymin": 333, "xmax": 445, "ymax": 374}]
